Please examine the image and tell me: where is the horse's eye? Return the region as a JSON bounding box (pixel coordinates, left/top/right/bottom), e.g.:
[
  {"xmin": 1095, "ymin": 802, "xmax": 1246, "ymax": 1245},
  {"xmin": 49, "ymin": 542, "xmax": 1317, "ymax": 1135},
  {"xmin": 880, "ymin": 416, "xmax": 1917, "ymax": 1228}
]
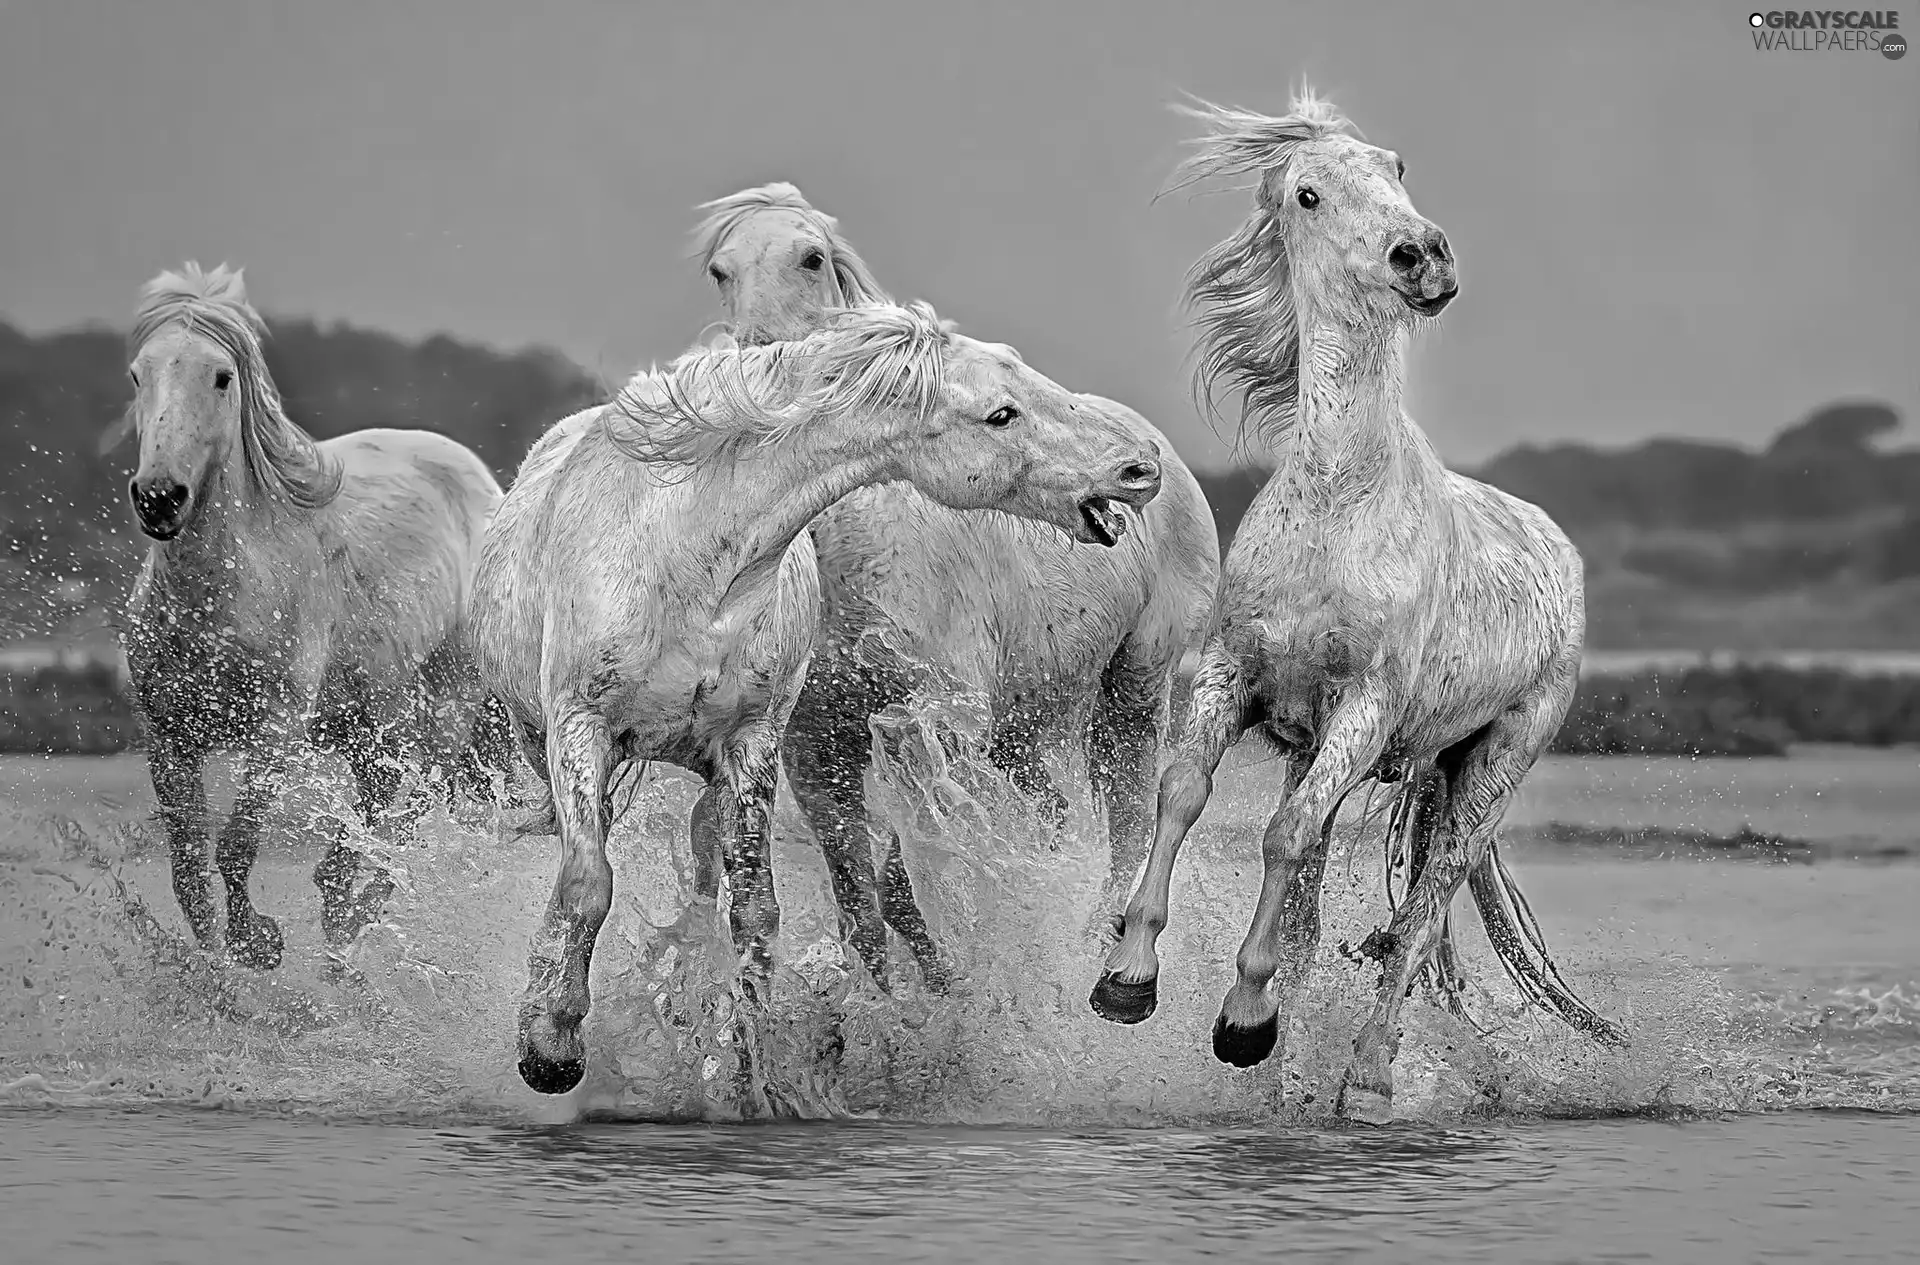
[
  {"xmin": 128, "ymin": 369, "xmax": 140, "ymax": 387},
  {"xmin": 709, "ymin": 265, "xmax": 728, "ymax": 286},
  {"xmin": 1296, "ymin": 187, "xmax": 1320, "ymax": 210},
  {"xmin": 214, "ymin": 370, "xmax": 232, "ymax": 391},
  {"xmin": 799, "ymin": 250, "xmax": 825, "ymax": 272},
  {"xmin": 983, "ymin": 405, "xmax": 1020, "ymax": 427}
]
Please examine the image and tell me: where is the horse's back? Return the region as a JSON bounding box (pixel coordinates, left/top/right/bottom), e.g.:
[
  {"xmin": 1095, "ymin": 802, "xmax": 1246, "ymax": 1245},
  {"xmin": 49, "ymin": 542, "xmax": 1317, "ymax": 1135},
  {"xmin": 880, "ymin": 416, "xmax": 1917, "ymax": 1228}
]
[
  {"xmin": 314, "ymin": 428, "xmax": 505, "ymax": 673},
  {"xmin": 324, "ymin": 427, "xmax": 503, "ymax": 543}
]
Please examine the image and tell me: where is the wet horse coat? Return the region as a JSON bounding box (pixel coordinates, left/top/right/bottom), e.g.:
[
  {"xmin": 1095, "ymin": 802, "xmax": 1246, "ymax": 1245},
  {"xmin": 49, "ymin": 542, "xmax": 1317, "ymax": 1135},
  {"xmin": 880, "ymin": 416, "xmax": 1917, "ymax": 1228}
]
[{"xmin": 118, "ymin": 263, "xmax": 503, "ymax": 967}]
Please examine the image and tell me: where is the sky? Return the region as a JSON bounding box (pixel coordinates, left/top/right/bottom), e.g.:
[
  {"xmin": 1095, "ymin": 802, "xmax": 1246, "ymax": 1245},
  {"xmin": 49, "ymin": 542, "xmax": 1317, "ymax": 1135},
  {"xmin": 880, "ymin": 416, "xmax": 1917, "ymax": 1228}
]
[{"xmin": 0, "ymin": 0, "xmax": 1913, "ymax": 468}]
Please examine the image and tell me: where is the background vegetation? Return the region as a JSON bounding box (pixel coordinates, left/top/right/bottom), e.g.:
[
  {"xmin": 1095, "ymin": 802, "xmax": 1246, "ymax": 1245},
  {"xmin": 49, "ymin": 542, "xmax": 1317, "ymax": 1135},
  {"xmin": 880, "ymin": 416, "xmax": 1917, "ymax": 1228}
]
[{"xmin": 3, "ymin": 312, "xmax": 1912, "ymax": 758}]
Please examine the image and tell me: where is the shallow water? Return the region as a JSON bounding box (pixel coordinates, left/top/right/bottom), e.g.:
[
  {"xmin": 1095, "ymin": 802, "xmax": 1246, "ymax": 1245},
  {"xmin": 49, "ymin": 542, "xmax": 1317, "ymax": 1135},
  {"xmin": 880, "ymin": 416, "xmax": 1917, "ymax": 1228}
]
[
  {"xmin": 4, "ymin": 745, "xmax": 1920, "ymax": 1258},
  {"xmin": 5, "ymin": 1108, "xmax": 1916, "ymax": 1262}
]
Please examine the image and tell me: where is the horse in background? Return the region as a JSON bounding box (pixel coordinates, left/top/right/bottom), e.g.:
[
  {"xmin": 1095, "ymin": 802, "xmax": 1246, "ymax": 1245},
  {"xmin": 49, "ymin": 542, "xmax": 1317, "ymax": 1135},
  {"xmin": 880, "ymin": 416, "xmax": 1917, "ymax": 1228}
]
[
  {"xmin": 1091, "ymin": 91, "xmax": 1624, "ymax": 1123},
  {"xmin": 470, "ymin": 302, "xmax": 1164, "ymax": 1106},
  {"xmin": 696, "ymin": 183, "xmax": 1220, "ymax": 994},
  {"xmin": 115, "ymin": 263, "xmax": 505, "ymax": 969}
]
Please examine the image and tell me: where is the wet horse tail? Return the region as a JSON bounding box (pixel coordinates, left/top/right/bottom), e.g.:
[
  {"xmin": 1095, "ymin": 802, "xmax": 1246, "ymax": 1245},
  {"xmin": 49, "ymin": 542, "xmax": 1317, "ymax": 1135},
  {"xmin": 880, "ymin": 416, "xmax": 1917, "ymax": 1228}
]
[{"xmin": 1383, "ymin": 767, "xmax": 1625, "ymax": 1046}]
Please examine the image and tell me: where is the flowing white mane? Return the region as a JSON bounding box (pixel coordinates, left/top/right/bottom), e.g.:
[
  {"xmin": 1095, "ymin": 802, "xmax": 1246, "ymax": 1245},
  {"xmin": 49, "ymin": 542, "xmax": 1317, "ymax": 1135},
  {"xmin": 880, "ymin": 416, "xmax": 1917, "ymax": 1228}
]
[
  {"xmin": 602, "ymin": 300, "xmax": 956, "ymax": 473},
  {"xmin": 1164, "ymin": 88, "xmax": 1361, "ymax": 453}
]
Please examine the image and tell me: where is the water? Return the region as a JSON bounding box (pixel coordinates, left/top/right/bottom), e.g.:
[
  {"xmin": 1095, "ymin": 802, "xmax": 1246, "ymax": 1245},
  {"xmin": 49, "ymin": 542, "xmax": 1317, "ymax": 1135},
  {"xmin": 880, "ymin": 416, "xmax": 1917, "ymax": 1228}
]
[{"xmin": 4, "ymin": 744, "xmax": 1920, "ymax": 1259}]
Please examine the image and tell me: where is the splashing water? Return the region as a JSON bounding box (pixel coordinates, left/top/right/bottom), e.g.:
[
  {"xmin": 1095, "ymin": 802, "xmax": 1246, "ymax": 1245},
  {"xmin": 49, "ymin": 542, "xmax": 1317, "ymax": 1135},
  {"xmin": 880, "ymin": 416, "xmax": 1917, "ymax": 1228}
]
[{"xmin": 2, "ymin": 738, "xmax": 1918, "ymax": 1126}]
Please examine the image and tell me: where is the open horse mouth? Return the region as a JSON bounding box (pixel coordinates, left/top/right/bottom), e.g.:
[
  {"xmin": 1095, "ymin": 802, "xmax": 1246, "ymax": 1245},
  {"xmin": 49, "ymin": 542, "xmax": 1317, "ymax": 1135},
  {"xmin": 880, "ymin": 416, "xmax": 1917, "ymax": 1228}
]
[
  {"xmin": 1401, "ymin": 286, "xmax": 1458, "ymax": 316},
  {"xmin": 1077, "ymin": 496, "xmax": 1130, "ymax": 547}
]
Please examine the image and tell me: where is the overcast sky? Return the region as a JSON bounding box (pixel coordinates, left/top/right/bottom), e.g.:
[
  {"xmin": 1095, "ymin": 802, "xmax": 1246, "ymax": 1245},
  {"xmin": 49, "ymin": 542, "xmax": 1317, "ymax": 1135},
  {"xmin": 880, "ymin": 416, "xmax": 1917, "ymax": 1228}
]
[{"xmin": 1, "ymin": 0, "xmax": 1913, "ymax": 468}]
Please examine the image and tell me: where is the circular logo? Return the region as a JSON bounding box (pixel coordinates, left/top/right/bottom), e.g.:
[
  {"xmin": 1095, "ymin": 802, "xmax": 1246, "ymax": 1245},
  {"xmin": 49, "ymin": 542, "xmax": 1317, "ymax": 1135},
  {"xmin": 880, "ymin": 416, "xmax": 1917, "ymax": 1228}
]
[
  {"xmin": 1749, "ymin": 11, "xmax": 1765, "ymax": 26},
  {"xmin": 1885, "ymin": 33, "xmax": 1908, "ymax": 60}
]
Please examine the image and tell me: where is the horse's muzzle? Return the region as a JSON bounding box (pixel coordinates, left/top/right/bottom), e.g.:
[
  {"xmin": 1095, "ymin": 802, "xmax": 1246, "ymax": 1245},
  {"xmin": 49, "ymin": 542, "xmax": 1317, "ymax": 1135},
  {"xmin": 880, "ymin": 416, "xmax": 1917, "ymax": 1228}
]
[{"xmin": 130, "ymin": 477, "xmax": 192, "ymax": 540}]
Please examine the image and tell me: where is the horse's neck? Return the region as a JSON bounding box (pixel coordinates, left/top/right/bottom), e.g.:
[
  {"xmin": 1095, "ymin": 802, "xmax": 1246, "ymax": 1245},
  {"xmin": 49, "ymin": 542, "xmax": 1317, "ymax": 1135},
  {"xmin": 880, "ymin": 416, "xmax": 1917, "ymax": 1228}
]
[
  {"xmin": 1268, "ymin": 319, "xmax": 1445, "ymax": 522},
  {"xmin": 699, "ymin": 435, "xmax": 891, "ymax": 585}
]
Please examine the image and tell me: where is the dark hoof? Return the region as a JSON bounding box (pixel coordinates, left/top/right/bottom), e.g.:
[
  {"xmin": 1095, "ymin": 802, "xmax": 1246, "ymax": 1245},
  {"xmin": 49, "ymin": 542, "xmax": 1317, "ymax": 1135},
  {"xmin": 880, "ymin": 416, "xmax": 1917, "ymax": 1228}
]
[
  {"xmin": 226, "ymin": 914, "xmax": 285, "ymax": 972},
  {"xmin": 517, "ymin": 1050, "xmax": 585, "ymax": 1096},
  {"xmin": 1211, "ymin": 1012, "xmax": 1280, "ymax": 1068},
  {"xmin": 1089, "ymin": 972, "xmax": 1158, "ymax": 1025}
]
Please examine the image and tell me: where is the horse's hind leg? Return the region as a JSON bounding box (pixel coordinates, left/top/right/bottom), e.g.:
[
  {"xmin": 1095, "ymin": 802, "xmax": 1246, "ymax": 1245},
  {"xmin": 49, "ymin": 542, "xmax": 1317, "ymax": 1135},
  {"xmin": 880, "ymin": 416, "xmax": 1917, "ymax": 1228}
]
[
  {"xmin": 216, "ymin": 736, "xmax": 294, "ymax": 971},
  {"xmin": 783, "ymin": 722, "xmax": 893, "ymax": 990},
  {"xmin": 1337, "ymin": 660, "xmax": 1580, "ymax": 1125},
  {"xmin": 1211, "ymin": 689, "xmax": 1388, "ymax": 1069},
  {"xmin": 1091, "ymin": 645, "xmax": 1251, "ymax": 1025},
  {"xmin": 877, "ymin": 831, "xmax": 952, "ymax": 993},
  {"xmin": 150, "ymin": 738, "xmax": 215, "ymax": 948},
  {"xmin": 315, "ymin": 709, "xmax": 418, "ymax": 947},
  {"xmin": 517, "ymin": 700, "xmax": 616, "ymax": 1095},
  {"xmin": 990, "ymin": 723, "xmax": 1069, "ymax": 827}
]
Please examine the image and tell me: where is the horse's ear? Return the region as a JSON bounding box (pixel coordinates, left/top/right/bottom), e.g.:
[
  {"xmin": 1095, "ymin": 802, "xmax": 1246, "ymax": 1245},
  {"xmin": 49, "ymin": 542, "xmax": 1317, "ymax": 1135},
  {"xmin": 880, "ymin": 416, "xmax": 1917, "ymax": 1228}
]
[
  {"xmin": 1255, "ymin": 166, "xmax": 1290, "ymax": 210},
  {"xmin": 97, "ymin": 408, "xmax": 135, "ymax": 458}
]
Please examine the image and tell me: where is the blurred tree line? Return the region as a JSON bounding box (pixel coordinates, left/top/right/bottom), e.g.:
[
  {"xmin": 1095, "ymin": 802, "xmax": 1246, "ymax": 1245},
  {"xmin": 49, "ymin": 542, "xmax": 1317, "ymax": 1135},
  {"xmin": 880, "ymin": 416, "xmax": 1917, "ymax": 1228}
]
[{"xmin": 0, "ymin": 316, "xmax": 603, "ymax": 640}]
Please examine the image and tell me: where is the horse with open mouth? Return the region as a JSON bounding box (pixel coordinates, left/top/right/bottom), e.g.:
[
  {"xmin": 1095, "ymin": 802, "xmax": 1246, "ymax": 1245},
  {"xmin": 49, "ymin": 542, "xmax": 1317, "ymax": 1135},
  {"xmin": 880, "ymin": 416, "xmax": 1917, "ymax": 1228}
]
[
  {"xmin": 468, "ymin": 301, "xmax": 1164, "ymax": 1108},
  {"xmin": 695, "ymin": 182, "xmax": 1220, "ymax": 996}
]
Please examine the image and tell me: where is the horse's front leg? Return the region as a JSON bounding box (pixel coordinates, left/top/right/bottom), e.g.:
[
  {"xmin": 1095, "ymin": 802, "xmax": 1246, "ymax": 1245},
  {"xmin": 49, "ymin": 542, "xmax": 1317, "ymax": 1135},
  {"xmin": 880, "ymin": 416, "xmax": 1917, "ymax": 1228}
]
[
  {"xmin": 1212, "ymin": 689, "xmax": 1387, "ymax": 1070},
  {"xmin": 150, "ymin": 738, "xmax": 215, "ymax": 949},
  {"xmin": 1088, "ymin": 654, "xmax": 1173, "ymax": 895},
  {"xmin": 1090, "ymin": 644, "xmax": 1250, "ymax": 1025},
  {"xmin": 517, "ymin": 701, "xmax": 616, "ymax": 1095},
  {"xmin": 216, "ymin": 737, "xmax": 293, "ymax": 971},
  {"xmin": 713, "ymin": 725, "xmax": 785, "ymax": 1114}
]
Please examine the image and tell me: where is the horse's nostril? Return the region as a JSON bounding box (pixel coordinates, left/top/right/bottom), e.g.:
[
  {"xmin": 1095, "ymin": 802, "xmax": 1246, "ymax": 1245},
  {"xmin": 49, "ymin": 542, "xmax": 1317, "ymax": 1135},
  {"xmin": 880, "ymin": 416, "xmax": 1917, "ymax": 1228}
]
[
  {"xmin": 1425, "ymin": 230, "xmax": 1452, "ymax": 264},
  {"xmin": 1120, "ymin": 459, "xmax": 1161, "ymax": 487},
  {"xmin": 132, "ymin": 480, "xmax": 190, "ymax": 521},
  {"xmin": 1388, "ymin": 242, "xmax": 1425, "ymax": 274}
]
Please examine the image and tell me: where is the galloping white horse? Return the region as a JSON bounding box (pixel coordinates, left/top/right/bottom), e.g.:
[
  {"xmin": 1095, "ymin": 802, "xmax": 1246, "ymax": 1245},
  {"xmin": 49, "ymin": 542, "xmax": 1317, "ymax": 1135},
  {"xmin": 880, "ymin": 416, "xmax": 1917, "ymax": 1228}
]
[
  {"xmin": 1091, "ymin": 92, "xmax": 1623, "ymax": 1123},
  {"xmin": 696, "ymin": 183, "xmax": 1220, "ymax": 993},
  {"xmin": 469, "ymin": 302, "xmax": 1164, "ymax": 1105},
  {"xmin": 116, "ymin": 263, "xmax": 503, "ymax": 968}
]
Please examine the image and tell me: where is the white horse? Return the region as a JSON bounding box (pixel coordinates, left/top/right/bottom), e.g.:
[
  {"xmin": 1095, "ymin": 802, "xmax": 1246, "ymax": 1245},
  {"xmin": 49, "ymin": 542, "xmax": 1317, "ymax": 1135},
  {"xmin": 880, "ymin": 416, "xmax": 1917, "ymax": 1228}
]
[
  {"xmin": 1091, "ymin": 92, "xmax": 1624, "ymax": 1123},
  {"xmin": 115, "ymin": 263, "xmax": 504, "ymax": 968},
  {"xmin": 696, "ymin": 183, "xmax": 1220, "ymax": 993},
  {"xmin": 468, "ymin": 302, "xmax": 1164, "ymax": 1104}
]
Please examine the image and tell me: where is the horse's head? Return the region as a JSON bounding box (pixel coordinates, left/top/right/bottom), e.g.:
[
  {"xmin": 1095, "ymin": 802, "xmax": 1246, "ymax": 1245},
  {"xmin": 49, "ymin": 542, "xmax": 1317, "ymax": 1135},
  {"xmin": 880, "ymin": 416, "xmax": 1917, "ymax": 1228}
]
[
  {"xmin": 1175, "ymin": 89, "xmax": 1457, "ymax": 331},
  {"xmin": 695, "ymin": 183, "xmax": 890, "ymax": 346},
  {"xmin": 124, "ymin": 272, "xmax": 253, "ymax": 540},
  {"xmin": 120, "ymin": 262, "xmax": 338, "ymax": 541},
  {"xmin": 809, "ymin": 306, "xmax": 1163, "ymax": 547}
]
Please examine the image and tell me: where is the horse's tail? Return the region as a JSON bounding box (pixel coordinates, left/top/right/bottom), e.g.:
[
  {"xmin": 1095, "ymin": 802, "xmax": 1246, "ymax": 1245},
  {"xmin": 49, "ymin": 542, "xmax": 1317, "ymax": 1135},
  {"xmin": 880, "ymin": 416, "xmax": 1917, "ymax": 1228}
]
[
  {"xmin": 1465, "ymin": 844, "xmax": 1627, "ymax": 1045},
  {"xmin": 1384, "ymin": 766, "xmax": 1623, "ymax": 1045}
]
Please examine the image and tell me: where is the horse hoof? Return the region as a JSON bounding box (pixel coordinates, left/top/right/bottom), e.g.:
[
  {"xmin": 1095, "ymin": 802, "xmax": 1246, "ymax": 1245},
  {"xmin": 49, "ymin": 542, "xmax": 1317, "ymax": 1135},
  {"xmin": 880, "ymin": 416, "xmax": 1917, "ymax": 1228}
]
[
  {"xmin": 517, "ymin": 1050, "xmax": 585, "ymax": 1096},
  {"xmin": 227, "ymin": 915, "xmax": 284, "ymax": 972},
  {"xmin": 1211, "ymin": 1012, "xmax": 1279, "ymax": 1068},
  {"xmin": 1089, "ymin": 973, "xmax": 1158, "ymax": 1025},
  {"xmin": 1337, "ymin": 1080, "xmax": 1394, "ymax": 1126}
]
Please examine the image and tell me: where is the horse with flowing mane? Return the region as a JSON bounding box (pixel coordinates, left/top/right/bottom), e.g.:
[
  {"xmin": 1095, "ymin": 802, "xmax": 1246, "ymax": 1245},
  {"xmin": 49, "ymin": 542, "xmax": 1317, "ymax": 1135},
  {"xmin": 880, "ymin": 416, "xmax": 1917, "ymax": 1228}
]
[
  {"xmin": 1089, "ymin": 91, "xmax": 1625, "ymax": 1123},
  {"xmin": 115, "ymin": 262, "xmax": 505, "ymax": 969},
  {"xmin": 695, "ymin": 182, "xmax": 1220, "ymax": 993},
  {"xmin": 468, "ymin": 301, "xmax": 1164, "ymax": 1107}
]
